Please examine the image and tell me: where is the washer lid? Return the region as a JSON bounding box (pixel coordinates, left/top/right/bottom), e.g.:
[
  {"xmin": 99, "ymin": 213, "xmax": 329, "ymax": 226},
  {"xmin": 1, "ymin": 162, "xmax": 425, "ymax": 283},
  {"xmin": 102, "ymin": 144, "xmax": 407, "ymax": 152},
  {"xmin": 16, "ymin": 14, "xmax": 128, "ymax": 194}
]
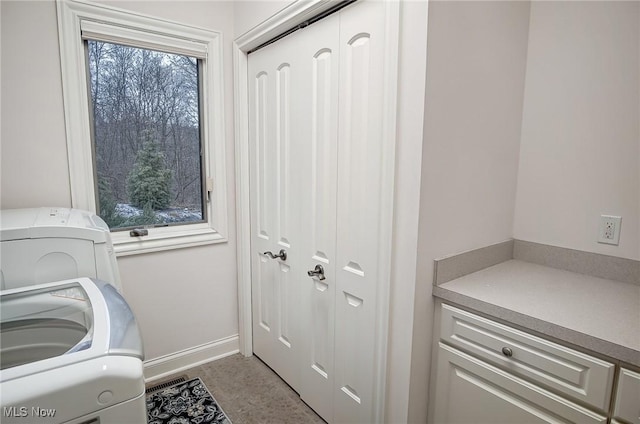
[
  {"xmin": 0, "ymin": 277, "xmax": 143, "ymax": 383},
  {"xmin": 1, "ymin": 282, "xmax": 94, "ymax": 370}
]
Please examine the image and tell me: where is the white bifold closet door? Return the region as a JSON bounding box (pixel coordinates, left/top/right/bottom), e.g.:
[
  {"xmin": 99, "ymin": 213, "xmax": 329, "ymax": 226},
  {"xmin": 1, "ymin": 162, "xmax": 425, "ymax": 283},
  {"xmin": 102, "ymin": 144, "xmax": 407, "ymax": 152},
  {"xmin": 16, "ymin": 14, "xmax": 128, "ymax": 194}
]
[{"xmin": 248, "ymin": 2, "xmax": 388, "ymax": 422}]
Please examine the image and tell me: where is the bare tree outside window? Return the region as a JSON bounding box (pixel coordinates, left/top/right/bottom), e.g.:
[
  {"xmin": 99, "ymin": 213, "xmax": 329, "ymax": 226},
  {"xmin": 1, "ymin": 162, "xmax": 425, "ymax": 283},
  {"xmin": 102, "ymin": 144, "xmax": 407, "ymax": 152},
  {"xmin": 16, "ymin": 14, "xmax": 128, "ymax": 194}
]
[{"xmin": 86, "ymin": 40, "xmax": 205, "ymax": 230}]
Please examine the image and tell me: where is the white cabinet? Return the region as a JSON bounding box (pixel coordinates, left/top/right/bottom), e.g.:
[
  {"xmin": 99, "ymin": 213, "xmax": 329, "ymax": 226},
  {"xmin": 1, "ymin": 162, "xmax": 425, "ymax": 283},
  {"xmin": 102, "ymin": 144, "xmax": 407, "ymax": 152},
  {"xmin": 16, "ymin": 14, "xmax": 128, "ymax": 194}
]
[
  {"xmin": 613, "ymin": 367, "xmax": 640, "ymax": 424},
  {"xmin": 432, "ymin": 342, "xmax": 607, "ymax": 423},
  {"xmin": 430, "ymin": 303, "xmax": 616, "ymax": 424}
]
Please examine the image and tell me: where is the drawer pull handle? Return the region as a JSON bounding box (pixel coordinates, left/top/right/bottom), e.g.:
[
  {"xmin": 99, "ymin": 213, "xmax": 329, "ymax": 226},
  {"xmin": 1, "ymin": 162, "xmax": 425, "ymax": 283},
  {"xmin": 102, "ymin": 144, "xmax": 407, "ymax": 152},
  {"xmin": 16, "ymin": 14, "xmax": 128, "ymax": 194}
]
[{"xmin": 501, "ymin": 347, "xmax": 513, "ymax": 357}]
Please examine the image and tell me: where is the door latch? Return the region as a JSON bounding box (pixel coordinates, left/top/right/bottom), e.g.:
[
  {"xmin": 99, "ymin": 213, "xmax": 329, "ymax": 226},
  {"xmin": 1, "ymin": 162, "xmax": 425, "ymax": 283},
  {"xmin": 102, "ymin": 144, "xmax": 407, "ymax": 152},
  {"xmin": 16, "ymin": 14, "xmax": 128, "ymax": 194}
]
[
  {"xmin": 129, "ymin": 228, "xmax": 149, "ymax": 237},
  {"xmin": 263, "ymin": 249, "xmax": 287, "ymax": 261},
  {"xmin": 307, "ymin": 264, "xmax": 325, "ymax": 281}
]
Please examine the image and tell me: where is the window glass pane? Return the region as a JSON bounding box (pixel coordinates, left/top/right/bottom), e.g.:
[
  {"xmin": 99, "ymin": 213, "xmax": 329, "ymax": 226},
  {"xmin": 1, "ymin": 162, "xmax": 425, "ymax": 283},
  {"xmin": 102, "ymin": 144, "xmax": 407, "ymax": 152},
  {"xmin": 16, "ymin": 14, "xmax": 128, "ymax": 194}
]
[{"xmin": 86, "ymin": 40, "xmax": 205, "ymax": 230}]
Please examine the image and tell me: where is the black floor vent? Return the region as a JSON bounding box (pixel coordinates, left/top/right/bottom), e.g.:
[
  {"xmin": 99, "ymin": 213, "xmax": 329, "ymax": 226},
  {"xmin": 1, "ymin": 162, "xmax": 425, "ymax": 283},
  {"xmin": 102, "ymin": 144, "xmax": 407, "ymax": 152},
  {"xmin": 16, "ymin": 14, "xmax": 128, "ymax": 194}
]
[{"xmin": 145, "ymin": 375, "xmax": 188, "ymax": 393}]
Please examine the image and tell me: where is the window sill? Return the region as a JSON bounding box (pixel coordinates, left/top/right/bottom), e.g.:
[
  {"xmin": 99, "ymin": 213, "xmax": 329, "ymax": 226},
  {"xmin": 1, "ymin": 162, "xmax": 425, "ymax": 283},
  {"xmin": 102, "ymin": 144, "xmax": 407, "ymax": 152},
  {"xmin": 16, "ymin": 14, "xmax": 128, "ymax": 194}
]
[{"xmin": 112, "ymin": 225, "xmax": 227, "ymax": 257}]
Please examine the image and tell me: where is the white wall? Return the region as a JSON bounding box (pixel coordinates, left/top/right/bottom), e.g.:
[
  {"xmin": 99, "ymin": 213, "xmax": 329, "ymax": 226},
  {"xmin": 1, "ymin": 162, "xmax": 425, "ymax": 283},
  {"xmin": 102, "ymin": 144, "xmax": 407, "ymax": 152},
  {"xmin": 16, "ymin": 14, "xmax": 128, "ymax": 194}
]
[
  {"xmin": 1, "ymin": 1, "xmax": 72, "ymax": 208},
  {"xmin": 414, "ymin": 1, "xmax": 531, "ymax": 421},
  {"xmin": 234, "ymin": 0, "xmax": 292, "ymax": 37},
  {"xmin": 514, "ymin": 1, "xmax": 640, "ymax": 260},
  {"xmin": 0, "ymin": 0, "xmax": 240, "ymax": 363}
]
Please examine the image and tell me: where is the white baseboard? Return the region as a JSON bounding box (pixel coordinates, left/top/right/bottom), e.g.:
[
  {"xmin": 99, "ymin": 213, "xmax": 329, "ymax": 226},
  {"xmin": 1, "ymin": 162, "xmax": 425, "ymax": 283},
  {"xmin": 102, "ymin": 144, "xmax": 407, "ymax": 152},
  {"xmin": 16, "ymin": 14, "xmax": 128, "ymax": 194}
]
[{"xmin": 143, "ymin": 335, "xmax": 240, "ymax": 383}]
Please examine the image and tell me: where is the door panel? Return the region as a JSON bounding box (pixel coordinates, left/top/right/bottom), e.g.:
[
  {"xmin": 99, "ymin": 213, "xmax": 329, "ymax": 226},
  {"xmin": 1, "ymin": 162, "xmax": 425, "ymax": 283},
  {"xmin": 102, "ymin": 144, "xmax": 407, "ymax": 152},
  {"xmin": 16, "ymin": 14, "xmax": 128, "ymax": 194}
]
[
  {"xmin": 256, "ymin": 253, "xmax": 272, "ymax": 332},
  {"xmin": 254, "ymin": 71, "xmax": 270, "ymax": 240},
  {"xmin": 249, "ymin": 39, "xmax": 302, "ymax": 393},
  {"xmin": 333, "ymin": 2, "xmax": 386, "ymax": 422},
  {"xmin": 296, "ymin": 14, "xmax": 340, "ymax": 423},
  {"xmin": 276, "ymin": 63, "xmax": 292, "ymax": 250}
]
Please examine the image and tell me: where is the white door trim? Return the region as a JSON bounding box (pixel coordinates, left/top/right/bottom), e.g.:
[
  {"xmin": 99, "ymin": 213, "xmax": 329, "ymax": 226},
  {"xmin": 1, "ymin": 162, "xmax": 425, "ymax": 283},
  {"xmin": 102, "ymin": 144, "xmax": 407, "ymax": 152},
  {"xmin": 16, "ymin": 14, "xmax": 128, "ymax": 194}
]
[{"xmin": 233, "ymin": 2, "xmax": 400, "ymax": 421}]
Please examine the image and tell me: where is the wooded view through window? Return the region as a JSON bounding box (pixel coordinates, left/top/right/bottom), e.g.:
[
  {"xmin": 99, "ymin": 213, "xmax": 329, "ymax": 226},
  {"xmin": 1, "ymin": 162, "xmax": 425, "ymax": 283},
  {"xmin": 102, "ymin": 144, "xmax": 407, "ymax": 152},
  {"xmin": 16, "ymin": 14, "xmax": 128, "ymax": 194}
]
[{"xmin": 87, "ymin": 40, "xmax": 205, "ymax": 230}]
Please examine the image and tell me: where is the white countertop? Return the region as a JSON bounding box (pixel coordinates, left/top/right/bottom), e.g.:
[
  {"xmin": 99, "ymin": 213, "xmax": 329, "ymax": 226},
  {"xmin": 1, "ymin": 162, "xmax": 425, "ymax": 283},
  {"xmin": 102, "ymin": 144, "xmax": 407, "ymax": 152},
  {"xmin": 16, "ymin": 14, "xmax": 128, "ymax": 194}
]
[{"xmin": 433, "ymin": 259, "xmax": 640, "ymax": 366}]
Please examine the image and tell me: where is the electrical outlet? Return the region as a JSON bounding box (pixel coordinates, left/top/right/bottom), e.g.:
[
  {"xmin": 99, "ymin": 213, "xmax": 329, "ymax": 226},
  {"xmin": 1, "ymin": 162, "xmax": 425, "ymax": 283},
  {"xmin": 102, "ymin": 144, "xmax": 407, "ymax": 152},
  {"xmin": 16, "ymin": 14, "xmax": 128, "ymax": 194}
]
[{"xmin": 598, "ymin": 215, "xmax": 622, "ymax": 245}]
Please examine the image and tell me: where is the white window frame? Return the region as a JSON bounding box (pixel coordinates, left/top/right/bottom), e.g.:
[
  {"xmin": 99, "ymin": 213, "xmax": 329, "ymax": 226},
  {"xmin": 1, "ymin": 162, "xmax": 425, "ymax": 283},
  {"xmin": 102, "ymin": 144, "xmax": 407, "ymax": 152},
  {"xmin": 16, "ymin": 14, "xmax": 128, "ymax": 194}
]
[{"xmin": 56, "ymin": 0, "xmax": 227, "ymax": 256}]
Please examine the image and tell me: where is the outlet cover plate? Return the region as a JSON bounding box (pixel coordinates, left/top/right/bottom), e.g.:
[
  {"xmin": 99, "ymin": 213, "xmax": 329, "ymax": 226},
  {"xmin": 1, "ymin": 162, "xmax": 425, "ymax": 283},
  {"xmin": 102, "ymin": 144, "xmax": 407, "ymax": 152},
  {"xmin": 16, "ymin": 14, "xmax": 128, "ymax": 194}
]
[{"xmin": 598, "ymin": 215, "xmax": 622, "ymax": 245}]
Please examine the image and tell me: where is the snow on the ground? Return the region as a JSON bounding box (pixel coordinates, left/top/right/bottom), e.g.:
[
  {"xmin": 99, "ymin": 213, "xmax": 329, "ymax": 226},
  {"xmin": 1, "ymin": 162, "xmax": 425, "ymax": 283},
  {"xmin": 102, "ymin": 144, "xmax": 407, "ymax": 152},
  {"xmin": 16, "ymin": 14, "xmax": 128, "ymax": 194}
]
[
  {"xmin": 115, "ymin": 203, "xmax": 202, "ymax": 223},
  {"xmin": 115, "ymin": 203, "xmax": 142, "ymax": 218}
]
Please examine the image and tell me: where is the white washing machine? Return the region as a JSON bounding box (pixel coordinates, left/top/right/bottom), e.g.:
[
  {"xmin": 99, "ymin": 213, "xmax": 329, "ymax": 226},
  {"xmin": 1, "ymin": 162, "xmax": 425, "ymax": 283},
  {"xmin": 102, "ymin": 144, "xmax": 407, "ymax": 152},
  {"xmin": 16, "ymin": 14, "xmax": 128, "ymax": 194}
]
[
  {"xmin": 1, "ymin": 277, "xmax": 146, "ymax": 423},
  {"xmin": 0, "ymin": 207, "xmax": 122, "ymax": 292},
  {"xmin": 0, "ymin": 208, "xmax": 146, "ymax": 423}
]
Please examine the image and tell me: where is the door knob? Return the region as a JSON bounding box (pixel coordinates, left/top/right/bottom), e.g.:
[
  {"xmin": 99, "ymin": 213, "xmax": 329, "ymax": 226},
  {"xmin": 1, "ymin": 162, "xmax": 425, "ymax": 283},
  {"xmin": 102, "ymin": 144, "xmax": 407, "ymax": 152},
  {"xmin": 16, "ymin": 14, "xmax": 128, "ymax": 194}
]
[
  {"xmin": 307, "ymin": 264, "xmax": 325, "ymax": 281},
  {"xmin": 264, "ymin": 249, "xmax": 287, "ymax": 261}
]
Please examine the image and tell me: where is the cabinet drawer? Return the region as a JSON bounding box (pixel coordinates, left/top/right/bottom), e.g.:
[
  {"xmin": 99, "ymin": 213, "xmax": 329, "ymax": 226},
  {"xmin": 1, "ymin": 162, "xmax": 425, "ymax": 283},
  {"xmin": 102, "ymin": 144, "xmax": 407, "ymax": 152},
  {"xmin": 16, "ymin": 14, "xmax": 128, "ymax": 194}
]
[
  {"xmin": 613, "ymin": 367, "xmax": 640, "ymax": 424},
  {"xmin": 440, "ymin": 304, "xmax": 615, "ymax": 411},
  {"xmin": 432, "ymin": 342, "xmax": 607, "ymax": 424}
]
